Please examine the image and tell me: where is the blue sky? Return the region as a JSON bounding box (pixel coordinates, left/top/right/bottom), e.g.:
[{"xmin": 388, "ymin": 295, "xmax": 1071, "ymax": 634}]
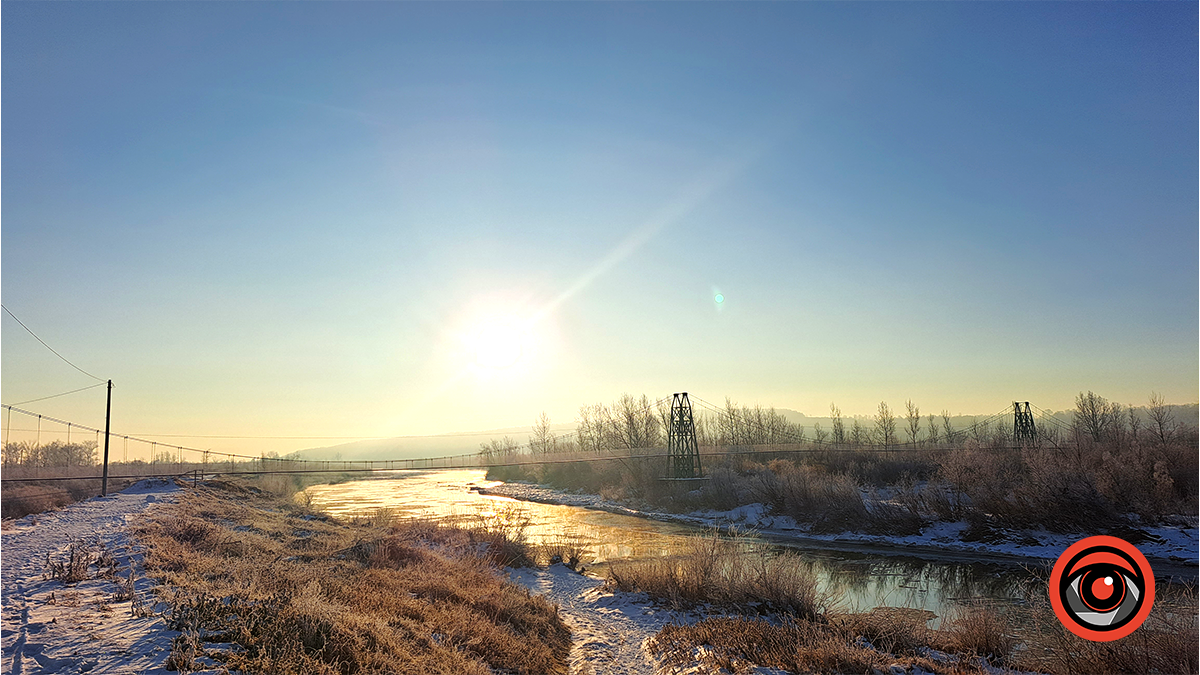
[{"xmin": 3, "ymin": 2, "xmax": 1196, "ymax": 455}]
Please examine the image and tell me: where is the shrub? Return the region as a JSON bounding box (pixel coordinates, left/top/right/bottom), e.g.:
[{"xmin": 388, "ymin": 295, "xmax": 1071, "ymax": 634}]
[{"xmin": 940, "ymin": 603, "xmax": 1015, "ymax": 661}]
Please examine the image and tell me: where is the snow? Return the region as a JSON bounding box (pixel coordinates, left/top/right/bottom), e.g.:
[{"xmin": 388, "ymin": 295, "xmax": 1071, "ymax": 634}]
[
  {"xmin": 507, "ymin": 564, "xmax": 708, "ymax": 675},
  {"xmin": 0, "ymin": 479, "xmax": 195, "ymax": 675},
  {"xmin": 504, "ymin": 566, "xmax": 1039, "ymax": 675},
  {"xmin": 483, "ymin": 483, "xmax": 1199, "ymax": 568},
  {"xmin": 2, "ymin": 475, "xmax": 1163, "ymax": 675}
]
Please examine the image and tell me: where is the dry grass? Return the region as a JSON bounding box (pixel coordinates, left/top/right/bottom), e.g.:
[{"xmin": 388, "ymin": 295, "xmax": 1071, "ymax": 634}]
[
  {"xmin": 538, "ymin": 535, "xmax": 588, "ymax": 570},
  {"xmin": 133, "ymin": 479, "xmax": 570, "ymax": 674},
  {"xmin": 940, "ymin": 603, "xmax": 1016, "ymax": 661},
  {"xmin": 650, "ymin": 613, "xmax": 1000, "ymax": 675},
  {"xmin": 648, "ymin": 581, "xmax": 1199, "ymax": 675},
  {"xmin": 607, "ymin": 530, "xmax": 835, "ymax": 621},
  {"xmin": 1011, "ymin": 578, "xmax": 1198, "ymax": 675},
  {"xmin": 44, "ymin": 542, "xmax": 118, "ymax": 584},
  {"xmin": 2, "ymin": 480, "xmax": 127, "ymax": 520},
  {"xmin": 630, "ymin": 531, "xmax": 1187, "ymax": 675},
  {"xmin": 651, "ymin": 604, "xmax": 1024, "ymax": 674}
]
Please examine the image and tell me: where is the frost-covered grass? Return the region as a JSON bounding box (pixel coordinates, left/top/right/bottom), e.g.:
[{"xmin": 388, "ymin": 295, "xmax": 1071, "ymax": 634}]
[
  {"xmin": 133, "ymin": 479, "xmax": 571, "ymax": 674},
  {"xmin": 603, "ymin": 529, "xmax": 1198, "ymax": 675},
  {"xmin": 650, "ymin": 596, "xmax": 1198, "ymax": 675},
  {"xmin": 607, "ymin": 530, "xmax": 833, "ymax": 621}
]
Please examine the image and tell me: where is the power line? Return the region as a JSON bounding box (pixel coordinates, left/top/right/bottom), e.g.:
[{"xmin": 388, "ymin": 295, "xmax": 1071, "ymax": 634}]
[
  {"xmin": 115, "ymin": 429, "xmax": 533, "ymax": 440},
  {"xmin": 5, "ymin": 383, "xmax": 107, "ymax": 407},
  {"xmin": 1, "ymin": 305, "xmax": 106, "ymax": 382}
]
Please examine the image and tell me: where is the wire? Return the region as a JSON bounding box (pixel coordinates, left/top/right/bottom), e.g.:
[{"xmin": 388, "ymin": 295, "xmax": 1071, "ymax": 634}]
[
  {"xmin": 118, "ymin": 433, "xmax": 457, "ymax": 440},
  {"xmin": 4, "ymin": 383, "xmax": 107, "ymax": 407},
  {"xmin": 1, "ymin": 305, "xmax": 106, "ymax": 382}
]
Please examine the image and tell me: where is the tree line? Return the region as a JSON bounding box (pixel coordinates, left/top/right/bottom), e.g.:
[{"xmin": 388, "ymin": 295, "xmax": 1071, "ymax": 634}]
[{"xmin": 481, "ymin": 391, "xmax": 1195, "ymax": 457}]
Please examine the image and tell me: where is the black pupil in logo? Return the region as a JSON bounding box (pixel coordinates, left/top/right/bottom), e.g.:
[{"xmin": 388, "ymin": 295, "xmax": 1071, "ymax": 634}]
[{"xmin": 1078, "ymin": 564, "xmax": 1126, "ymax": 613}]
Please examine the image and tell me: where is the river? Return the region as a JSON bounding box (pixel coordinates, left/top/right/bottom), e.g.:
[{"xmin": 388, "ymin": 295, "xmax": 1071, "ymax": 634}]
[{"xmin": 301, "ymin": 469, "xmax": 1057, "ymax": 623}]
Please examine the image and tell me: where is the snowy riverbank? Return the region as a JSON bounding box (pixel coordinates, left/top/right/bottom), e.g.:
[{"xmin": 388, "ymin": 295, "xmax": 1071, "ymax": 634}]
[
  {"xmin": 507, "ymin": 564, "xmax": 706, "ymax": 674},
  {"xmin": 1, "ymin": 479, "xmax": 185, "ymax": 675},
  {"xmin": 505, "ymin": 565, "xmax": 1040, "ymax": 675},
  {"xmin": 480, "ymin": 482, "xmax": 1199, "ymax": 573}
]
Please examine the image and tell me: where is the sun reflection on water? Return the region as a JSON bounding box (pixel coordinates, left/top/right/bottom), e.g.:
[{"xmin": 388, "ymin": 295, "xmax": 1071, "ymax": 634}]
[{"xmin": 302, "ymin": 469, "xmax": 1037, "ymax": 622}]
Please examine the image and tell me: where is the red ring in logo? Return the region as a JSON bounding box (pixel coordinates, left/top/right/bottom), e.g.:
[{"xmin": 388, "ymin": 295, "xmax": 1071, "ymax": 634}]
[{"xmin": 1049, "ymin": 535, "xmax": 1154, "ymax": 642}]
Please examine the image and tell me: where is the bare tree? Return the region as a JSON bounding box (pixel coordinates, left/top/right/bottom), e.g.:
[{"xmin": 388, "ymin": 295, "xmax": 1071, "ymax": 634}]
[
  {"xmin": 941, "ymin": 411, "xmax": 954, "ymax": 444},
  {"xmin": 971, "ymin": 417, "xmax": 990, "ymax": 445},
  {"xmin": 1148, "ymin": 392, "xmax": 1176, "ymax": 446},
  {"xmin": 904, "ymin": 400, "xmax": 921, "ymax": 445},
  {"xmin": 1108, "ymin": 402, "xmax": 1128, "ymax": 448},
  {"xmin": 531, "ymin": 412, "xmax": 556, "ymax": 454},
  {"xmin": 1127, "ymin": 405, "xmax": 1142, "ymax": 444},
  {"xmin": 577, "ymin": 403, "xmax": 612, "ymax": 454},
  {"xmin": 694, "ymin": 411, "xmax": 718, "ymax": 447},
  {"xmin": 2, "ymin": 440, "xmax": 97, "ymax": 468},
  {"xmin": 720, "ymin": 398, "xmax": 742, "ymax": 446},
  {"xmin": 830, "ymin": 403, "xmax": 845, "ymax": 446},
  {"xmin": 479, "ymin": 436, "xmax": 519, "ymax": 458},
  {"xmin": 712, "ymin": 398, "xmax": 802, "ymax": 446},
  {"xmin": 813, "ymin": 422, "xmax": 828, "ymax": 445},
  {"xmin": 614, "ymin": 394, "xmax": 659, "ymax": 450},
  {"xmin": 1074, "ymin": 391, "xmax": 1119, "ymax": 443},
  {"xmin": 656, "ymin": 399, "xmax": 673, "ymax": 446},
  {"xmin": 926, "ymin": 413, "xmax": 940, "ymax": 445},
  {"xmin": 850, "ymin": 419, "xmax": 867, "ymax": 448},
  {"xmin": 576, "ymin": 405, "xmax": 597, "ymax": 454},
  {"xmin": 874, "ymin": 401, "xmax": 897, "ymax": 448}
]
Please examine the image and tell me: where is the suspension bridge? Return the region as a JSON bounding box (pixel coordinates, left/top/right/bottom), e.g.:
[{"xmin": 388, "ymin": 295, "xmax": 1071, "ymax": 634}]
[
  {"xmin": 1, "ymin": 391, "xmax": 1074, "ymax": 494},
  {"xmin": 0, "ymin": 302, "xmax": 1082, "ymax": 494}
]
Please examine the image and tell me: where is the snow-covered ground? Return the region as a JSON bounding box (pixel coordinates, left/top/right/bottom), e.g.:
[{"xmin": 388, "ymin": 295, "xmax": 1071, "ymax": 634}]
[
  {"xmin": 508, "ymin": 564, "xmax": 703, "ymax": 675},
  {"xmin": 0, "ymin": 477, "xmax": 1073, "ymax": 675},
  {"xmin": 505, "ymin": 565, "xmax": 1025, "ymax": 675},
  {"xmin": 1, "ymin": 479, "xmax": 186, "ymax": 675},
  {"xmin": 482, "ymin": 483, "xmax": 1199, "ymax": 568}
]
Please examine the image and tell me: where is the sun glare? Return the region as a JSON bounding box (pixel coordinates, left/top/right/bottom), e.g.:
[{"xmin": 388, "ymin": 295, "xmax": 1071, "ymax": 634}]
[{"xmin": 473, "ymin": 319, "xmax": 528, "ymax": 369}]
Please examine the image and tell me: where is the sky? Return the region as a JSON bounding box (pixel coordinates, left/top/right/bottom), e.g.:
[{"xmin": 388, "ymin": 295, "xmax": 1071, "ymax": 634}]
[{"xmin": 2, "ymin": 2, "xmax": 1196, "ymax": 458}]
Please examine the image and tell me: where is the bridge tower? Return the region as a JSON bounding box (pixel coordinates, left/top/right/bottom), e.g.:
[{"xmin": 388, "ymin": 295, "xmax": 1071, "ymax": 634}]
[
  {"xmin": 667, "ymin": 392, "xmax": 703, "ymax": 479},
  {"xmin": 1013, "ymin": 401, "xmax": 1037, "ymax": 447}
]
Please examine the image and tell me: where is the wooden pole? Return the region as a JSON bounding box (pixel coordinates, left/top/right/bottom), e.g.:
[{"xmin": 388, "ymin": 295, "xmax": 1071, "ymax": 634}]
[{"xmin": 101, "ymin": 380, "xmax": 112, "ymax": 496}]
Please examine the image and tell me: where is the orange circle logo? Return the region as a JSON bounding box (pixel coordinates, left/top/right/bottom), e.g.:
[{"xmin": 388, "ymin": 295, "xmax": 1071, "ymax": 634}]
[{"xmin": 1049, "ymin": 535, "xmax": 1155, "ymax": 641}]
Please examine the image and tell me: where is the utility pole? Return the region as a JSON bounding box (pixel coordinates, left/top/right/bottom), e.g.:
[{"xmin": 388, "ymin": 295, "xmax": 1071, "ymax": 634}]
[{"xmin": 101, "ymin": 380, "xmax": 112, "ymax": 496}]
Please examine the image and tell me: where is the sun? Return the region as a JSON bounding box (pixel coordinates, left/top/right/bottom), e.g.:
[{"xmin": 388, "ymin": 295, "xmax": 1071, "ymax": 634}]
[{"xmin": 472, "ymin": 318, "xmax": 528, "ymax": 369}]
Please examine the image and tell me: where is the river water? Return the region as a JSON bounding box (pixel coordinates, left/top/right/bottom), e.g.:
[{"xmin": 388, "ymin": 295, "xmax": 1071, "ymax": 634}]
[{"xmin": 302, "ymin": 469, "xmax": 1054, "ymax": 622}]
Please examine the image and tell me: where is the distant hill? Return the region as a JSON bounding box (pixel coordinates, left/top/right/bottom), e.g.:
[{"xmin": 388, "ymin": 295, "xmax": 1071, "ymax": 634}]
[
  {"xmin": 288, "ymin": 403, "xmax": 1197, "ymax": 461},
  {"xmin": 286, "ymin": 423, "xmax": 576, "ymax": 462}
]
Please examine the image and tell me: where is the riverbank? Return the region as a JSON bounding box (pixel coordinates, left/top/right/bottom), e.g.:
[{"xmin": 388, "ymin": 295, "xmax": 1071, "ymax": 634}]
[
  {"xmin": 505, "ymin": 563, "xmax": 1012, "ymax": 675},
  {"xmin": 6, "ymin": 474, "xmax": 1193, "ymax": 674},
  {"xmin": 478, "ymin": 482, "xmax": 1199, "ymax": 576},
  {"xmin": 1, "ymin": 478, "xmax": 182, "ymax": 674},
  {"xmin": 1, "ymin": 477, "xmax": 573, "ymax": 674}
]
